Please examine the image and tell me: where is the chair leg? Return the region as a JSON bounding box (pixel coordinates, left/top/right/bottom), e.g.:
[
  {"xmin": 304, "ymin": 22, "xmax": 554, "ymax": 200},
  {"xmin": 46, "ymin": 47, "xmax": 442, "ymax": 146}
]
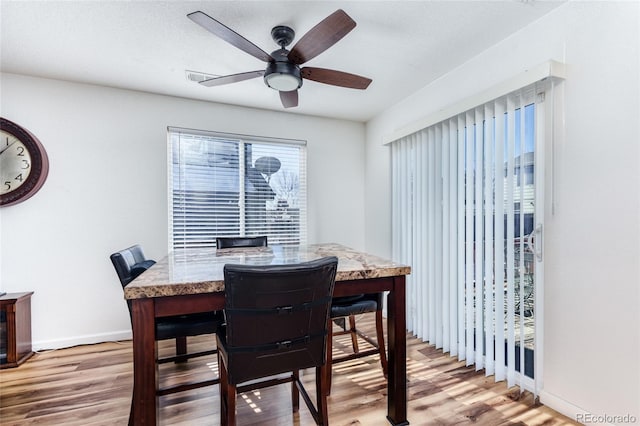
[
  {"xmin": 348, "ymin": 315, "xmax": 359, "ymax": 353},
  {"xmin": 226, "ymin": 383, "xmax": 237, "ymax": 426},
  {"xmin": 175, "ymin": 336, "xmax": 187, "ymax": 363},
  {"xmin": 375, "ymin": 309, "xmax": 388, "ymax": 377},
  {"xmin": 218, "ymin": 352, "xmax": 236, "ymax": 426},
  {"xmin": 325, "ymin": 318, "xmax": 333, "ymax": 396},
  {"xmin": 221, "ymin": 383, "xmax": 237, "ymax": 426},
  {"xmin": 326, "ymin": 311, "xmax": 387, "ymax": 396},
  {"xmin": 316, "ymin": 365, "xmax": 329, "ymax": 426},
  {"xmin": 218, "ymin": 352, "xmax": 227, "ymax": 425},
  {"xmin": 292, "ymin": 370, "xmax": 300, "ymax": 412}
]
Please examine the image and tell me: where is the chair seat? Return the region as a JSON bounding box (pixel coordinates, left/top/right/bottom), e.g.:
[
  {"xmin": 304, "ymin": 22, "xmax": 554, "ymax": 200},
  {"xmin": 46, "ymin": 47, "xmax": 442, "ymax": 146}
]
[
  {"xmin": 332, "ymin": 294, "xmax": 365, "ymax": 304},
  {"xmin": 331, "ymin": 298, "xmax": 377, "ymax": 317},
  {"xmin": 156, "ymin": 311, "xmax": 223, "ymax": 340}
]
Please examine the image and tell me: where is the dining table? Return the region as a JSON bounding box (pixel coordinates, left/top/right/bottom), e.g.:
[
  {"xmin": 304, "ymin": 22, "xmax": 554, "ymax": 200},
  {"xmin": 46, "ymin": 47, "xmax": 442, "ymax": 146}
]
[{"xmin": 124, "ymin": 242, "xmax": 411, "ymax": 425}]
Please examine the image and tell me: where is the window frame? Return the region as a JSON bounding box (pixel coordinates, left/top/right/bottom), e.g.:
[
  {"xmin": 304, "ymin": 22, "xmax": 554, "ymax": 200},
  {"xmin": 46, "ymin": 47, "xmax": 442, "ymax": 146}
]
[{"xmin": 167, "ymin": 127, "xmax": 307, "ymax": 250}]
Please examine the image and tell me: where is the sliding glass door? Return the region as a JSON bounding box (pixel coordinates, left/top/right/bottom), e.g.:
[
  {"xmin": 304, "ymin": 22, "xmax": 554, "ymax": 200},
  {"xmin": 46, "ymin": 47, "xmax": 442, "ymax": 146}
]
[{"xmin": 391, "ymin": 83, "xmax": 548, "ymax": 390}]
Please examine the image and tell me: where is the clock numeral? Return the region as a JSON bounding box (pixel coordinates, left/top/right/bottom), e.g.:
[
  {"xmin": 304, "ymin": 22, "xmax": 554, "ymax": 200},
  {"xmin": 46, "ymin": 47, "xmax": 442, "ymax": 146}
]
[
  {"xmin": 15, "ymin": 173, "xmax": 23, "ymax": 183},
  {"xmin": 4, "ymin": 181, "xmax": 10, "ymax": 191},
  {"xmin": 21, "ymin": 159, "xmax": 30, "ymax": 169},
  {"xmin": 16, "ymin": 146, "xmax": 25, "ymax": 156}
]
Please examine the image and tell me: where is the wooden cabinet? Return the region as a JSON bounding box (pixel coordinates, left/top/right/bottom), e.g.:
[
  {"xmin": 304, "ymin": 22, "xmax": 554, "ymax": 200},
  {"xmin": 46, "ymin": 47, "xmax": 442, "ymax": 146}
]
[{"xmin": 0, "ymin": 292, "xmax": 34, "ymax": 368}]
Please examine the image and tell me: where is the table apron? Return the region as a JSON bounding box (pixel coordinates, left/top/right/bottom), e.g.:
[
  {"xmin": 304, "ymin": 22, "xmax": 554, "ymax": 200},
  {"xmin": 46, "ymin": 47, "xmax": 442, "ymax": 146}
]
[
  {"xmin": 154, "ymin": 293, "xmax": 224, "ymax": 317},
  {"xmin": 148, "ymin": 278, "xmax": 395, "ymax": 317},
  {"xmin": 333, "ymin": 277, "xmax": 395, "ymax": 297}
]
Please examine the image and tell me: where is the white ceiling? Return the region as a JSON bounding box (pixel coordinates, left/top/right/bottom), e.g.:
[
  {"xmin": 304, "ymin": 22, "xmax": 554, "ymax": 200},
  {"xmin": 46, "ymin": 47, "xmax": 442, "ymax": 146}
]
[{"xmin": 0, "ymin": 1, "xmax": 565, "ymax": 122}]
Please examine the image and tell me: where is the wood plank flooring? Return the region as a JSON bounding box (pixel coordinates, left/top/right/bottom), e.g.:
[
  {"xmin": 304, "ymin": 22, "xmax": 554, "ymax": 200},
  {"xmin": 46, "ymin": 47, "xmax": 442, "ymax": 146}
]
[{"xmin": 0, "ymin": 317, "xmax": 580, "ymax": 425}]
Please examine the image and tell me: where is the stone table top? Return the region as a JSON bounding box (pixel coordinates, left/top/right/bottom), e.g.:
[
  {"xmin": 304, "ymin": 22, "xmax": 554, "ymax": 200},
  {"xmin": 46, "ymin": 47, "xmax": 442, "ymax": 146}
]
[{"xmin": 124, "ymin": 243, "xmax": 411, "ymax": 299}]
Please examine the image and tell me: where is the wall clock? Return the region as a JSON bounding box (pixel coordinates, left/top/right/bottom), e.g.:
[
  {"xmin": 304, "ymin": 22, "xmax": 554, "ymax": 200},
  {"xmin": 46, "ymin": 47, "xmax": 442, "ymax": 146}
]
[{"xmin": 0, "ymin": 118, "xmax": 49, "ymax": 207}]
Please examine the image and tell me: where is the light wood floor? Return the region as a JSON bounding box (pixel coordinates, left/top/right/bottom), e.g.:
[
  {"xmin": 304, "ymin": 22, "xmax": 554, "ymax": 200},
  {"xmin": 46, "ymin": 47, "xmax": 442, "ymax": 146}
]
[{"xmin": 0, "ymin": 318, "xmax": 580, "ymax": 425}]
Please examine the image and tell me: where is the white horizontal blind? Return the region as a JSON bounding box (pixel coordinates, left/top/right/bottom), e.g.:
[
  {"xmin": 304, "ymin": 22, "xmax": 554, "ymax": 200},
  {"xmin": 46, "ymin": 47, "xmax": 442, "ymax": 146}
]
[
  {"xmin": 168, "ymin": 128, "xmax": 307, "ymax": 249},
  {"xmin": 391, "ymin": 84, "xmax": 544, "ymax": 388}
]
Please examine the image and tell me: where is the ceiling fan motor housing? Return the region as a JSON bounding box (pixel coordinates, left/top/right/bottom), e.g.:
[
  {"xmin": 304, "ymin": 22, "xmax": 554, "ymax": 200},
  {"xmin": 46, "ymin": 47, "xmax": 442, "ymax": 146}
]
[{"xmin": 264, "ymin": 51, "xmax": 302, "ymax": 91}]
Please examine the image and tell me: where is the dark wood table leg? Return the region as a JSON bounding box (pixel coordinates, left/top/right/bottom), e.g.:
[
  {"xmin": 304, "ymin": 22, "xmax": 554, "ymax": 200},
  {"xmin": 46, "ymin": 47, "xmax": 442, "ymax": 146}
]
[
  {"xmin": 386, "ymin": 275, "xmax": 409, "ymax": 425},
  {"xmin": 131, "ymin": 298, "xmax": 158, "ymax": 425}
]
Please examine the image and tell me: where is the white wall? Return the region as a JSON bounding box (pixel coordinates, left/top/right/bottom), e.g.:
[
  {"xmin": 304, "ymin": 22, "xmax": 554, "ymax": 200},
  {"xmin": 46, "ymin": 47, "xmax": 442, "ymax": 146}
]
[
  {"xmin": 365, "ymin": 1, "xmax": 639, "ymax": 423},
  {"xmin": 0, "ymin": 73, "xmax": 365, "ymax": 349}
]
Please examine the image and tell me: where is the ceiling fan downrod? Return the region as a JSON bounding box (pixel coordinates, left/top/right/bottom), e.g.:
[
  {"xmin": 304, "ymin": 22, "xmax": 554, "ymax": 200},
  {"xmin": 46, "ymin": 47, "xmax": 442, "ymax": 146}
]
[{"xmin": 271, "ymin": 25, "xmax": 295, "ymax": 48}]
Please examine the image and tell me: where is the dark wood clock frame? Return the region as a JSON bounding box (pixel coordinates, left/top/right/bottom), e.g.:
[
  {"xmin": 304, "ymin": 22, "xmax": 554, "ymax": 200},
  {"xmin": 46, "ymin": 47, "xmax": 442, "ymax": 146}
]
[{"xmin": 0, "ymin": 117, "xmax": 49, "ymax": 207}]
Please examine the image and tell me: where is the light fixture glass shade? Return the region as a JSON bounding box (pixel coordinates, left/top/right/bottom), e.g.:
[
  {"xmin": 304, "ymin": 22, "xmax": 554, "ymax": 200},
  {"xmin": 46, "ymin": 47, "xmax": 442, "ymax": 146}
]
[{"xmin": 265, "ymin": 73, "xmax": 301, "ymax": 91}]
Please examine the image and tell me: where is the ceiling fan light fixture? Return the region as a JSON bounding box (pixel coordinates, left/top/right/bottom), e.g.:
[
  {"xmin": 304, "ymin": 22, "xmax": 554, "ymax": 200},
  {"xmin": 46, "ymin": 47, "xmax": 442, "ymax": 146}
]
[
  {"xmin": 264, "ymin": 61, "xmax": 302, "ymax": 91},
  {"xmin": 265, "ymin": 73, "xmax": 301, "ymax": 91}
]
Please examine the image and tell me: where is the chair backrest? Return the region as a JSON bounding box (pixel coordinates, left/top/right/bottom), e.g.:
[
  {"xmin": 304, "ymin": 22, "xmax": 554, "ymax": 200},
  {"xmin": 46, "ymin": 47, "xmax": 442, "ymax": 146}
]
[
  {"xmin": 222, "ymin": 256, "xmax": 338, "ymax": 384},
  {"xmin": 216, "ymin": 236, "xmax": 268, "ymax": 249},
  {"xmin": 110, "ymin": 244, "xmax": 156, "ymax": 288}
]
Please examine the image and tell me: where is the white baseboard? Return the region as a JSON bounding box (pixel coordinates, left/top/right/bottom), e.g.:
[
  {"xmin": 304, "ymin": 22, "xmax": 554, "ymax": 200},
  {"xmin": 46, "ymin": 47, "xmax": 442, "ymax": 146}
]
[
  {"xmin": 539, "ymin": 390, "xmax": 590, "ymax": 425},
  {"xmin": 33, "ymin": 330, "xmax": 132, "ymax": 351},
  {"xmin": 541, "ymin": 393, "xmax": 639, "ymax": 426}
]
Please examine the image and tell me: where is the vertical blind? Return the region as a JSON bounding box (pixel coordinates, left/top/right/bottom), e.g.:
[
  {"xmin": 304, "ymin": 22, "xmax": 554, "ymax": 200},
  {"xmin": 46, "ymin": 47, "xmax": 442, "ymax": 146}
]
[
  {"xmin": 168, "ymin": 128, "xmax": 307, "ymax": 249},
  {"xmin": 391, "ymin": 84, "xmax": 544, "ymax": 388}
]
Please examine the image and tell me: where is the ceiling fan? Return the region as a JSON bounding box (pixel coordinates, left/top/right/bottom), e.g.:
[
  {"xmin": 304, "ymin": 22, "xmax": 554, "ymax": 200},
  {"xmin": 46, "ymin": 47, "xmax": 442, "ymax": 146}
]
[{"xmin": 187, "ymin": 9, "xmax": 372, "ymax": 108}]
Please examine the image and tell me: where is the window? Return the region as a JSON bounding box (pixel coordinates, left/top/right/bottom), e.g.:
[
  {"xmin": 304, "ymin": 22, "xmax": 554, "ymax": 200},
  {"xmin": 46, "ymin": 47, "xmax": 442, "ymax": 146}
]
[{"xmin": 168, "ymin": 128, "xmax": 307, "ymax": 249}]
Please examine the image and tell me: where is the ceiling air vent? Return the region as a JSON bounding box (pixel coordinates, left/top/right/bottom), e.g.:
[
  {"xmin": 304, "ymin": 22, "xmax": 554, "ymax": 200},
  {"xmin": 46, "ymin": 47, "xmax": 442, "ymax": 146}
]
[{"xmin": 185, "ymin": 70, "xmax": 218, "ymax": 83}]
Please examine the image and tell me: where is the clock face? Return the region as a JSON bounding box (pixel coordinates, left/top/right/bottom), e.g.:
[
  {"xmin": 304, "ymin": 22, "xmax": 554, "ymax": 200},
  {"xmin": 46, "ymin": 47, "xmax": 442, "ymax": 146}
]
[
  {"xmin": 0, "ymin": 118, "xmax": 49, "ymax": 207},
  {"xmin": 1, "ymin": 131, "xmax": 33, "ymax": 195}
]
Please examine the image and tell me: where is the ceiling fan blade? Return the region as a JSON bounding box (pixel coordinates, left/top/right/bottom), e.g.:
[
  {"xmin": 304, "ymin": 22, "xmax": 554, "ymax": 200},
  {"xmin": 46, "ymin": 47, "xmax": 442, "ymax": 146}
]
[
  {"xmin": 199, "ymin": 71, "xmax": 265, "ymax": 87},
  {"xmin": 280, "ymin": 90, "xmax": 299, "ymax": 108},
  {"xmin": 301, "ymin": 67, "xmax": 372, "ymax": 89},
  {"xmin": 187, "ymin": 11, "xmax": 273, "ymax": 63},
  {"xmin": 288, "ymin": 9, "xmax": 356, "ymax": 65}
]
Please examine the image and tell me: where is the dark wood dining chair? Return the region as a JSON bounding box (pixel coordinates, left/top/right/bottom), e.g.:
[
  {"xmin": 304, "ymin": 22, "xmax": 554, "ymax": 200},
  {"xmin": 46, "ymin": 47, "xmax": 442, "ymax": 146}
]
[
  {"xmin": 217, "ymin": 256, "xmax": 338, "ymax": 426},
  {"xmin": 110, "ymin": 244, "xmax": 224, "ymax": 392},
  {"xmin": 325, "ymin": 293, "xmax": 388, "ymax": 395},
  {"xmin": 215, "ymin": 235, "xmax": 268, "ymax": 249}
]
